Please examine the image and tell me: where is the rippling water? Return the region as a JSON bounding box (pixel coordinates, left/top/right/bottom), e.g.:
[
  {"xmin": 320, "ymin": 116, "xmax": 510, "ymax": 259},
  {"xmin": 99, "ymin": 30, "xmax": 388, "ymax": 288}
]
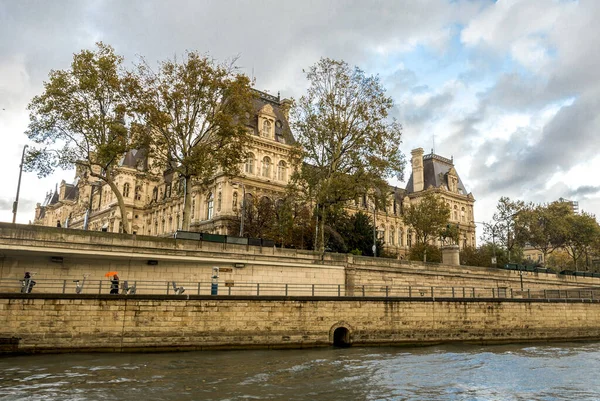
[{"xmin": 2, "ymin": 343, "xmax": 600, "ymax": 400}]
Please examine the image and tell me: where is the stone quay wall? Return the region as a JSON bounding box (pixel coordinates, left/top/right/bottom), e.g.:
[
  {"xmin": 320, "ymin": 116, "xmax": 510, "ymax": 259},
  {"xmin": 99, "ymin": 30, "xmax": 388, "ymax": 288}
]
[
  {"xmin": 2, "ymin": 293, "xmax": 600, "ymax": 354},
  {"xmin": 1, "ymin": 223, "xmax": 598, "ymax": 295}
]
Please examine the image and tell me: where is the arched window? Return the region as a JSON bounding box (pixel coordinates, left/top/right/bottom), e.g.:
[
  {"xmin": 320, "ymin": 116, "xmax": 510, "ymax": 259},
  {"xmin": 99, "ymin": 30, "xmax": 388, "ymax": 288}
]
[
  {"xmin": 262, "ymin": 156, "xmax": 271, "ymax": 178},
  {"xmin": 245, "ymin": 153, "xmax": 255, "ymax": 174},
  {"xmin": 122, "ymin": 183, "xmax": 130, "ymax": 198},
  {"xmin": 389, "ymin": 226, "xmax": 395, "ymax": 245},
  {"xmin": 277, "ymin": 160, "xmax": 287, "ymax": 181},
  {"xmin": 453, "ymin": 205, "xmax": 458, "ymax": 221},
  {"xmin": 206, "ymin": 193, "xmax": 214, "ymax": 220},
  {"xmin": 232, "ymin": 192, "xmax": 238, "ymax": 210},
  {"xmin": 152, "ymin": 187, "xmax": 158, "ymax": 202},
  {"xmin": 217, "ymin": 192, "xmax": 222, "ymax": 212},
  {"xmin": 262, "ymin": 120, "xmax": 272, "ymax": 138},
  {"xmin": 407, "ymin": 230, "xmax": 412, "ymax": 248},
  {"xmin": 461, "ymin": 207, "xmax": 465, "ymax": 222},
  {"xmin": 259, "ymin": 196, "xmax": 272, "ymax": 210}
]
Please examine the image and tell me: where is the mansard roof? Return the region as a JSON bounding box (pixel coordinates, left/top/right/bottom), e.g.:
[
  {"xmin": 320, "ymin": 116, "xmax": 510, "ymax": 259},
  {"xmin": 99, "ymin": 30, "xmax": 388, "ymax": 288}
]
[
  {"xmin": 119, "ymin": 148, "xmax": 148, "ymax": 170},
  {"xmin": 249, "ymin": 89, "xmax": 296, "ymax": 145},
  {"xmin": 405, "ymin": 152, "xmax": 469, "ymax": 195}
]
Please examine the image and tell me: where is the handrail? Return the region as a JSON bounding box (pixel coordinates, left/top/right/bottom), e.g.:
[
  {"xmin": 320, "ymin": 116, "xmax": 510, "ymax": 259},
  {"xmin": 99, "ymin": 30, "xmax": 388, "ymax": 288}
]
[{"xmin": 1, "ymin": 278, "xmax": 599, "ymax": 300}]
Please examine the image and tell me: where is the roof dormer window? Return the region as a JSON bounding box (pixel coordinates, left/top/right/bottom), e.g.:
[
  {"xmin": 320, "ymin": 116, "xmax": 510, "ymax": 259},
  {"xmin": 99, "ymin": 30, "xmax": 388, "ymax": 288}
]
[{"xmin": 262, "ymin": 120, "xmax": 272, "ymax": 138}]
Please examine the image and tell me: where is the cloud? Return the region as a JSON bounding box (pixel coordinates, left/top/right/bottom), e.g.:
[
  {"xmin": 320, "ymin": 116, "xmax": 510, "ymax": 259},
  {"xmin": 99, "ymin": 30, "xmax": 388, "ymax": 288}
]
[{"xmin": 2, "ymin": 0, "xmax": 600, "ymax": 230}]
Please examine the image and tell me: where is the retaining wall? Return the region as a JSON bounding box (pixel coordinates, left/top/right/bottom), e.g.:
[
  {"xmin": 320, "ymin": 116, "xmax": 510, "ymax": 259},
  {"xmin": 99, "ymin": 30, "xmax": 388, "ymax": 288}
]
[{"xmin": 2, "ymin": 294, "xmax": 600, "ymax": 354}]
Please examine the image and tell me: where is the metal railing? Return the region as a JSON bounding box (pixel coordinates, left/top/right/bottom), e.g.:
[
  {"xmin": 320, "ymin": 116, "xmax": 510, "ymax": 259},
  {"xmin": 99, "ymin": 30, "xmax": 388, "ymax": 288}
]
[{"xmin": 1, "ymin": 278, "xmax": 600, "ymax": 300}]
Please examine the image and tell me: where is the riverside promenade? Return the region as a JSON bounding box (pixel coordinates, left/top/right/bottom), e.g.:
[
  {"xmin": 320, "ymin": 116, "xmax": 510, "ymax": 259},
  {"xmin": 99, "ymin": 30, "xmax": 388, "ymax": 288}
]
[{"xmin": 2, "ymin": 223, "xmax": 600, "ymax": 354}]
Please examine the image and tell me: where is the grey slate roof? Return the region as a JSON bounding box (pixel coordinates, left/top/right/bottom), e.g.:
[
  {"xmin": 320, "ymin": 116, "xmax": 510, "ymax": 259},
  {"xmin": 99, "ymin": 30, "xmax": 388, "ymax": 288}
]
[
  {"xmin": 405, "ymin": 153, "xmax": 469, "ymax": 195},
  {"xmin": 249, "ymin": 90, "xmax": 296, "ymax": 145},
  {"xmin": 120, "ymin": 149, "xmax": 148, "ymax": 170}
]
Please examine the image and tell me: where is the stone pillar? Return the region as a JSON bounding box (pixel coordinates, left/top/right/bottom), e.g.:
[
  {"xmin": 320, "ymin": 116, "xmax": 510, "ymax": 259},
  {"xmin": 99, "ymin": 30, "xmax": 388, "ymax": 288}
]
[
  {"xmin": 411, "ymin": 148, "xmax": 424, "ymax": 192},
  {"xmin": 441, "ymin": 245, "xmax": 460, "ymax": 265}
]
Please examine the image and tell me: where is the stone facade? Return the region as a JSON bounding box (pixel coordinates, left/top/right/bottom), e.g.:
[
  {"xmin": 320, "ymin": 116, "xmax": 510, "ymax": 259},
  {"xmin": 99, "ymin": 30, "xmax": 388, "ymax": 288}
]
[
  {"xmin": 2, "ymin": 294, "xmax": 600, "ymax": 353},
  {"xmin": 32, "ymin": 90, "xmax": 475, "ymax": 257}
]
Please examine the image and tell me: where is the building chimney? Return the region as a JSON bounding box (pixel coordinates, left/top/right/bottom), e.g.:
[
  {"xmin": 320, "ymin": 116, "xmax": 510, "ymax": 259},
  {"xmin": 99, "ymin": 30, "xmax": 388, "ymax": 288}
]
[
  {"xmin": 411, "ymin": 148, "xmax": 424, "ymax": 192},
  {"xmin": 280, "ymin": 98, "xmax": 293, "ymax": 121},
  {"xmin": 59, "ymin": 180, "xmax": 67, "ymax": 201}
]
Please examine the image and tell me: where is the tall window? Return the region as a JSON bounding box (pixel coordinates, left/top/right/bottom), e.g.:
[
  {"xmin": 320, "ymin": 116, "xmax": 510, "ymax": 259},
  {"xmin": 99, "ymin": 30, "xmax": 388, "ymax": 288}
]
[
  {"xmin": 262, "ymin": 156, "xmax": 271, "ymax": 178},
  {"xmin": 453, "ymin": 205, "xmax": 458, "ymax": 220},
  {"xmin": 461, "ymin": 207, "xmax": 465, "ymax": 222},
  {"xmin": 135, "ymin": 186, "xmax": 142, "ymax": 201},
  {"xmin": 389, "ymin": 226, "xmax": 395, "ymax": 245},
  {"xmin": 407, "ymin": 230, "xmax": 412, "ymax": 248},
  {"xmin": 399, "ymin": 229, "xmax": 403, "ymax": 246},
  {"xmin": 262, "ymin": 120, "xmax": 272, "ymax": 138},
  {"xmin": 277, "ymin": 160, "xmax": 287, "ymax": 181},
  {"xmin": 207, "ymin": 193, "xmax": 214, "ymax": 220},
  {"xmin": 245, "ymin": 153, "xmax": 255, "ymax": 174},
  {"xmin": 232, "ymin": 192, "xmax": 238, "ymax": 210},
  {"xmin": 123, "ymin": 183, "xmax": 130, "ymax": 198},
  {"xmin": 152, "ymin": 187, "xmax": 158, "ymax": 202}
]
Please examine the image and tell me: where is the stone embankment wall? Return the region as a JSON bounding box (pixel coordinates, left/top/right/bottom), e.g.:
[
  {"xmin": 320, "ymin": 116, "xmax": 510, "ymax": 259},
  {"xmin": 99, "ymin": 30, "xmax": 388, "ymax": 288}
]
[
  {"xmin": 2, "ymin": 294, "xmax": 600, "ymax": 354},
  {"xmin": 1, "ymin": 223, "xmax": 598, "ymax": 294}
]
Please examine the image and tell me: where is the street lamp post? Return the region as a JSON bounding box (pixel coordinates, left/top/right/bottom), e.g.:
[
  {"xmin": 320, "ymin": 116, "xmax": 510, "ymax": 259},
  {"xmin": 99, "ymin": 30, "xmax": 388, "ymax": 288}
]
[
  {"xmin": 233, "ymin": 181, "xmax": 246, "ymax": 237},
  {"xmin": 475, "ymin": 221, "xmax": 499, "ymax": 266},
  {"xmin": 372, "ymin": 204, "xmax": 377, "ymax": 257},
  {"xmin": 12, "ymin": 145, "xmax": 28, "ymax": 224}
]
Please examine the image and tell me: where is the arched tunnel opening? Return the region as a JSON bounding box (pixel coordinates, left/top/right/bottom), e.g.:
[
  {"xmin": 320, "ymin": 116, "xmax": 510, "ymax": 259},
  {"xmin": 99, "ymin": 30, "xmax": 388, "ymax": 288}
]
[{"xmin": 332, "ymin": 327, "xmax": 351, "ymax": 347}]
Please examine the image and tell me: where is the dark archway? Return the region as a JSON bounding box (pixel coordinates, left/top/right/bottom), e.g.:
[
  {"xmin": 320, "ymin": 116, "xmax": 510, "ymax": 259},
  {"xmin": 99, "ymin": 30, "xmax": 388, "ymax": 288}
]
[{"xmin": 332, "ymin": 327, "xmax": 351, "ymax": 347}]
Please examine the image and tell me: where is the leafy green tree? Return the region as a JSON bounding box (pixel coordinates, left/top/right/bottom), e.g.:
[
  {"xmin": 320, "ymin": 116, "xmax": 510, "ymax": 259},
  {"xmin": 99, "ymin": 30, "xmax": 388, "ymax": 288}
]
[
  {"xmin": 25, "ymin": 43, "xmax": 136, "ymax": 233},
  {"xmin": 519, "ymin": 201, "xmax": 571, "ymax": 264},
  {"xmin": 402, "ymin": 191, "xmax": 450, "ymax": 245},
  {"xmin": 131, "ymin": 52, "xmax": 254, "ymax": 231},
  {"xmin": 326, "ymin": 210, "xmax": 383, "ymax": 256},
  {"xmin": 460, "ymin": 243, "xmax": 509, "ymax": 268},
  {"xmin": 564, "ymin": 211, "xmax": 600, "ymax": 270},
  {"xmin": 291, "ymin": 58, "xmax": 405, "ymax": 252},
  {"xmin": 408, "ymin": 243, "xmax": 441, "ymax": 263}
]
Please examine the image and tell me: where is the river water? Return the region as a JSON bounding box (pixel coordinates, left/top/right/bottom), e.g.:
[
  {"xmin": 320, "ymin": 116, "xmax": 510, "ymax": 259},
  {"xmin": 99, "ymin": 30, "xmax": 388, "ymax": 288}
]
[{"xmin": 1, "ymin": 342, "xmax": 600, "ymax": 401}]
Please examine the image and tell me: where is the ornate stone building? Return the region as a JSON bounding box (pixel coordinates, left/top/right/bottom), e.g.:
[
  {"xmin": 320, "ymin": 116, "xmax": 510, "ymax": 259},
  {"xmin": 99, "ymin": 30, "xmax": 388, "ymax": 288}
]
[{"xmin": 33, "ymin": 90, "xmax": 476, "ymax": 256}]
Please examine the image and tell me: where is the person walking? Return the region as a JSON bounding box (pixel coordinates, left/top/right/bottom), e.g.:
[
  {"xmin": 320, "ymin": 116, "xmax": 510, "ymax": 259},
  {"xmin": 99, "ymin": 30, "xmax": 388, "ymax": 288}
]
[
  {"xmin": 110, "ymin": 274, "xmax": 120, "ymax": 294},
  {"xmin": 22, "ymin": 272, "xmax": 36, "ymax": 293}
]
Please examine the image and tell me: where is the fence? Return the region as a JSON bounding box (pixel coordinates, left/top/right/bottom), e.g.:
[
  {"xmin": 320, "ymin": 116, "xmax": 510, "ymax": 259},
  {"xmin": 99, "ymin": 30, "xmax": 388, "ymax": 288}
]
[{"xmin": 2, "ymin": 278, "xmax": 600, "ymax": 300}]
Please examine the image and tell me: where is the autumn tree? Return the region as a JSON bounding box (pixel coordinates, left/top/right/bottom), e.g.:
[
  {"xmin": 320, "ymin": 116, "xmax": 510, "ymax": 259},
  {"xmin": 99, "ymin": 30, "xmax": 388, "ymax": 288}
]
[
  {"xmin": 564, "ymin": 211, "xmax": 600, "ymax": 270},
  {"xmin": 131, "ymin": 52, "xmax": 254, "ymax": 231},
  {"xmin": 519, "ymin": 201, "xmax": 572, "ymax": 264},
  {"xmin": 291, "ymin": 58, "xmax": 404, "ymax": 252},
  {"xmin": 488, "ymin": 197, "xmax": 530, "ymax": 262},
  {"xmin": 402, "ymin": 191, "xmax": 450, "ymax": 245},
  {"xmin": 25, "ymin": 43, "xmax": 136, "ymax": 233}
]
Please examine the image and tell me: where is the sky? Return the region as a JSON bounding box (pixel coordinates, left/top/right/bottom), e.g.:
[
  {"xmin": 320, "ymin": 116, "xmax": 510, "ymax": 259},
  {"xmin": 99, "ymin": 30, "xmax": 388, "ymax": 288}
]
[{"xmin": 1, "ymin": 0, "xmax": 599, "ymax": 241}]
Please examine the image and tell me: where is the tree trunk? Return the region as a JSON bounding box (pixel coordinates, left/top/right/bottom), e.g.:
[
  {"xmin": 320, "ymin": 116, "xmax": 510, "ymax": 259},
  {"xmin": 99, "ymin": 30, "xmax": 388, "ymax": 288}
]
[
  {"xmin": 181, "ymin": 176, "xmax": 192, "ymax": 231},
  {"xmin": 319, "ymin": 213, "xmax": 326, "ymax": 253},
  {"xmin": 93, "ymin": 172, "xmax": 130, "ymax": 234}
]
